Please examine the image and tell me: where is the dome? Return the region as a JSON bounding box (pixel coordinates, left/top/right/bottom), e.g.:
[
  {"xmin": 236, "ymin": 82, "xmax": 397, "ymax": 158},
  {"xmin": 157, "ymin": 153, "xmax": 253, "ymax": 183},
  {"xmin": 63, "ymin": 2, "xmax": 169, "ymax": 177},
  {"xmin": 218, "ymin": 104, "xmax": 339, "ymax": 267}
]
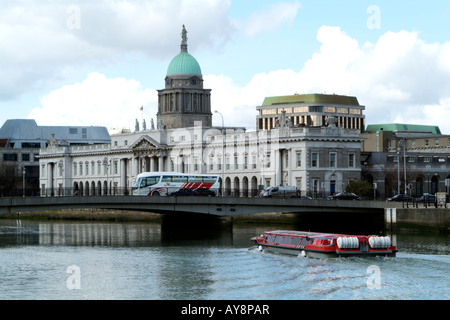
[{"xmin": 167, "ymin": 51, "xmax": 202, "ymax": 76}]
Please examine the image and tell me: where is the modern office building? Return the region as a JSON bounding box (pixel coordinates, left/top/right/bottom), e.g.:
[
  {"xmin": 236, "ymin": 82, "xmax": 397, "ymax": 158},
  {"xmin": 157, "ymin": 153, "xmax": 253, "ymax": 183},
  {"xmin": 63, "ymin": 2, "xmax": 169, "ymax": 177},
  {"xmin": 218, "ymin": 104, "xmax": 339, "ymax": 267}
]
[{"xmin": 0, "ymin": 119, "xmax": 110, "ymax": 196}]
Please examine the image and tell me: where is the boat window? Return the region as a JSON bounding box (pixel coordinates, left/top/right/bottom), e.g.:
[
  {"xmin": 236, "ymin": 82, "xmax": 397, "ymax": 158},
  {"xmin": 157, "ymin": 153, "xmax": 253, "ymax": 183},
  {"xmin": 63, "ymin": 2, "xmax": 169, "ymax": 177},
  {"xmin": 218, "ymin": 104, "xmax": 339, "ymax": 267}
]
[
  {"xmin": 282, "ymin": 236, "xmax": 291, "ymax": 245},
  {"xmin": 265, "ymin": 235, "xmax": 275, "ymax": 243},
  {"xmin": 274, "ymin": 235, "xmax": 283, "ymax": 245},
  {"xmin": 300, "ymin": 237, "xmax": 309, "ymax": 246},
  {"xmin": 291, "ymin": 237, "xmax": 300, "ymax": 246}
]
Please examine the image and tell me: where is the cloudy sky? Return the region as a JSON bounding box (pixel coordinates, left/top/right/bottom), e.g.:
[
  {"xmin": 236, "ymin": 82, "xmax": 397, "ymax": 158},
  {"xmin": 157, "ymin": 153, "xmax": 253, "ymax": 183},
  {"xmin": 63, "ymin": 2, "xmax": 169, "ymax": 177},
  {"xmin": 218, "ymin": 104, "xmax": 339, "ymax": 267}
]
[{"xmin": 1, "ymin": 0, "xmax": 450, "ymax": 133}]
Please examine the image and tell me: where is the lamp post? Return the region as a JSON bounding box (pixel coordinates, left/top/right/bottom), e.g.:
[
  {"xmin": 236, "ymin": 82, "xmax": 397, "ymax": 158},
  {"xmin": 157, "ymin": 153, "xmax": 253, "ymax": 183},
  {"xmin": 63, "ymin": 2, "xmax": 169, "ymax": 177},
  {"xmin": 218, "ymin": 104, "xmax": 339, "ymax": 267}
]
[{"xmin": 214, "ymin": 110, "xmax": 225, "ymax": 197}]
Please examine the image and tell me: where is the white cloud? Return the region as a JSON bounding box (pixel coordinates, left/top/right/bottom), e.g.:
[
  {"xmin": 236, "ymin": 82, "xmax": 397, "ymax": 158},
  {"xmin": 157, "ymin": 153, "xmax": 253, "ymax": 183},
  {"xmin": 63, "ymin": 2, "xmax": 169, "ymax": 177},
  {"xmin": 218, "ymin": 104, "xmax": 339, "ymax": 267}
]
[
  {"xmin": 0, "ymin": 0, "xmax": 233, "ymax": 100},
  {"xmin": 236, "ymin": 1, "xmax": 302, "ymax": 37},
  {"xmin": 209, "ymin": 26, "xmax": 450, "ymax": 133},
  {"xmin": 27, "ymin": 72, "xmax": 157, "ymax": 129}
]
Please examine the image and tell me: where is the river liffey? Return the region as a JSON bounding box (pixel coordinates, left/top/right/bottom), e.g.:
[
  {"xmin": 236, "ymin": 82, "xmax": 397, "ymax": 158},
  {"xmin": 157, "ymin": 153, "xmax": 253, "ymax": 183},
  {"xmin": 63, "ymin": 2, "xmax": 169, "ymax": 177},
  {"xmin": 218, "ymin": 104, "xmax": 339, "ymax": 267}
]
[{"xmin": 0, "ymin": 218, "xmax": 448, "ymax": 301}]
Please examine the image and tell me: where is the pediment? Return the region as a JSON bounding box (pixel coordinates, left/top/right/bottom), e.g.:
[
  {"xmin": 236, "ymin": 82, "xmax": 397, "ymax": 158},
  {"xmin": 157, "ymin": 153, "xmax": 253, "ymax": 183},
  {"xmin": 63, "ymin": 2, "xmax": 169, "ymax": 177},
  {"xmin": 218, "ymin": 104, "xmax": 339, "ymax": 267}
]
[{"xmin": 131, "ymin": 136, "xmax": 161, "ymax": 157}]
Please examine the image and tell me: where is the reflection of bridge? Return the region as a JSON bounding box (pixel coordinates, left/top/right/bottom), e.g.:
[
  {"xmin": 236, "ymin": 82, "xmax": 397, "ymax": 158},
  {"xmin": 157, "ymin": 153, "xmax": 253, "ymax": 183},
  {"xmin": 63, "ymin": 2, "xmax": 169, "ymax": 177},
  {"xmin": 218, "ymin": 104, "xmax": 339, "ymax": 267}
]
[{"xmin": 0, "ymin": 196, "xmax": 401, "ymax": 217}]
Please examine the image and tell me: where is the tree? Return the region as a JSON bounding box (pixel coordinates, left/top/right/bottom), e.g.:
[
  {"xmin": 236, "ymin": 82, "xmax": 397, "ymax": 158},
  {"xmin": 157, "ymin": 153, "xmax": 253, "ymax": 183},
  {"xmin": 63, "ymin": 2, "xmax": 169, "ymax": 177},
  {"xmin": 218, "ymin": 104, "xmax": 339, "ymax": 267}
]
[{"xmin": 345, "ymin": 180, "xmax": 373, "ymax": 197}]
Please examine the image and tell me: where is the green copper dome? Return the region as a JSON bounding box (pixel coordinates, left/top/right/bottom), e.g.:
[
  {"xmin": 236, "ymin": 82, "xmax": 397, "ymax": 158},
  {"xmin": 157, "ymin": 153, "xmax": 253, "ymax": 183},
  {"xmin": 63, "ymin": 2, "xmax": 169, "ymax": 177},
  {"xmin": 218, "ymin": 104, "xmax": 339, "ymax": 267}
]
[{"xmin": 167, "ymin": 51, "xmax": 202, "ymax": 76}]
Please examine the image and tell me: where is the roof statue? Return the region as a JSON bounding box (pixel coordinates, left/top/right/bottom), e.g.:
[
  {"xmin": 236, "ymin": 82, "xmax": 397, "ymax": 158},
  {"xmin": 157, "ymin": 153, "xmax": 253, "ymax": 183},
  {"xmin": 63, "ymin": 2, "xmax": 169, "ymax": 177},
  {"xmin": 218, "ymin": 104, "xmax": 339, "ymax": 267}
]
[{"xmin": 181, "ymin": 25, "xmax": 188, "ymax": 52}]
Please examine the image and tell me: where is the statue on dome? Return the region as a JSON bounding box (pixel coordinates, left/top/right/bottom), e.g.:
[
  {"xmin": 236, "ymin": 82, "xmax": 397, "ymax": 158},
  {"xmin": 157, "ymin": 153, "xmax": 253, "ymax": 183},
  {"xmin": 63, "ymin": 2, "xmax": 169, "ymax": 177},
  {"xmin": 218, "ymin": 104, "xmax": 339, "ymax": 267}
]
[{"xmin": 181, "ymin": 25, "xmax": 188, "ymax": 45}]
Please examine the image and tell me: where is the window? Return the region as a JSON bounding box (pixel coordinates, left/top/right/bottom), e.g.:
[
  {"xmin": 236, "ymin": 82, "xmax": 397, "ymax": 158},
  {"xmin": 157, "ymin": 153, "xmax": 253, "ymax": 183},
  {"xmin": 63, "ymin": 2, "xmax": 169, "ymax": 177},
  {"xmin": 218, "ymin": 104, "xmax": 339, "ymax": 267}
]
[
  {"xmin": 114, "ymin": 161, "xmax": 118, "ymax": 174},
  {"xmin": 296, "ymin": 178, "xmax": 302, "ymax": 190},
  {"xmin": 411, "ymin": 140, "xmax": 416, "ymax": 148},
  {"xmin": 252, "ymin": 155, "xmax": 257, "ymax": 169},
  {"xmin": 408, "ymin": 156, "xmax": 416, "ymax": 163},
  {"xmin": 425, "ymin": 139, "xmax": 429, "ymax": 147},
  {"xmin": 296, "ymin": 151, "xmax": 301, "ymax": 167},
  {"xmin": 423, "ymin": 156, "xmax": 431, "ymax": 162},
  {"xmin": 311, "ymin": 152, "xmax": 318, "ymax": 167},
  {"xmin": 22, "ymin": 154, "xmax": 30, "ymax": 161},
  {"xmin": 234, "ymin": 156, "xmax": 238, "ymax": 170},
  {"xmin": 226, "ymin": 157, "xmax": 230, "ymax": 170},
  {"xmin": 218, "ymin": 157, "xmax": 222, "ymax": 171},
  {"xmin": 291, "ymin": 237, "xmax": 300, "ymax": 246},
  {"xmin": 282, "ymin": 236, "xmax": 292, "ymax": 245},
  {"xmin": 329, "ymin": 152, "xmax": 337, "ymax": 168},
  {"xmin": 348, "ymin": 153, "xmax": 355, "ymax": 168},
  {"xmin": 274, "ymin": 236, "xmax": 283, "ymax": 245},
  {"xmin": 3, "ymin": 154, "xmax": 18, "ymax": 161},
  {"xmin": 85, "ymin": 162, "xmax": 89, "ymax": 176},
  {"xmin": 74, "ymin": 163, "xmax": 77, "ymax": 176},
  {"xmin": 79, "ymin": 163, "xmax": 83, "ymax": 175},
  {"xmin": 435, "ymin": 139, "xmax": 439, "ymax": 146}
]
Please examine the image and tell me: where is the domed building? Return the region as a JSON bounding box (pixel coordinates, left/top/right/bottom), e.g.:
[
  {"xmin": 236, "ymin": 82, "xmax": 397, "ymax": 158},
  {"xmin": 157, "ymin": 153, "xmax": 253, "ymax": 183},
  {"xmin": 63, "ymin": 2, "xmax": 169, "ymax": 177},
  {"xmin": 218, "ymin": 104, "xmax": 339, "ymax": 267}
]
[
  {"xmin": 157, "ymin": 25, "xmax": 212, "ymax": 129},
  {"xmin": 37, "ymin": 25, "xmax": 366, "ymax": 199}
]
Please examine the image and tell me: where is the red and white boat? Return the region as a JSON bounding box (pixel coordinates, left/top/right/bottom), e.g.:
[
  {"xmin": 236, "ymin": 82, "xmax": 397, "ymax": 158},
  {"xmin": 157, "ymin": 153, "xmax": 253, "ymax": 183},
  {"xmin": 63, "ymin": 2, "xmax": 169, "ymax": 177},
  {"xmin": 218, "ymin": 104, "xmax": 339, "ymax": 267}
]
[{"xmin": 251, "ymin": 230, "xmax": 397, "ymax": 258}]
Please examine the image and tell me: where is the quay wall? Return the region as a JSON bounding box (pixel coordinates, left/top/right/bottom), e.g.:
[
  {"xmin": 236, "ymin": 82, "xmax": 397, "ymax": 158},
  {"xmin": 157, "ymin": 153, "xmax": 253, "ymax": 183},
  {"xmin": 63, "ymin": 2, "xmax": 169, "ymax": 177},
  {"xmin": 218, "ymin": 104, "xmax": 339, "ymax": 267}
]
[{"xmin": 385, "ymin": 207, "xmax": 450, "ymax": 233}]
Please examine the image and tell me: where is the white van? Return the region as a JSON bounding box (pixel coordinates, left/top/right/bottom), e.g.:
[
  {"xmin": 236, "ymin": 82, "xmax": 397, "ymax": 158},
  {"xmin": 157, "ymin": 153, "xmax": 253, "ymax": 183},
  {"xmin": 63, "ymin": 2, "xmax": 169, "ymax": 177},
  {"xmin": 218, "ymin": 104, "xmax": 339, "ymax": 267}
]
[{"xmin": 259, "ymin": 186, "xmax": 299, "ymax": 198}]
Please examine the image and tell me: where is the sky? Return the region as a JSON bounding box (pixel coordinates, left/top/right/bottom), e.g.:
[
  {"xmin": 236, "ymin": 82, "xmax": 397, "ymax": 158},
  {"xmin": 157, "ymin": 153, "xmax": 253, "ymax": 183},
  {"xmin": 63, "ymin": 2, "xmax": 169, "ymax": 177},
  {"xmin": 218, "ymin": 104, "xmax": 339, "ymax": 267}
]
[{"xmin": 1, "ymin": 0, "xmax": 450, "ymax": 133}]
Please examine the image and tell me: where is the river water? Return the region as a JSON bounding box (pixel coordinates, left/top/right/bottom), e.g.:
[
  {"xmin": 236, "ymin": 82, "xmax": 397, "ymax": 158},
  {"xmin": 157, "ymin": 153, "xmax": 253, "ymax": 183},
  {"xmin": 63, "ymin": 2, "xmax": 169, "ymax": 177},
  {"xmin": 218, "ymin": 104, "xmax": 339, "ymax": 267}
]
[{"xmin": 0, "ymin": 218, "xmax": 448, "ymax": 301}]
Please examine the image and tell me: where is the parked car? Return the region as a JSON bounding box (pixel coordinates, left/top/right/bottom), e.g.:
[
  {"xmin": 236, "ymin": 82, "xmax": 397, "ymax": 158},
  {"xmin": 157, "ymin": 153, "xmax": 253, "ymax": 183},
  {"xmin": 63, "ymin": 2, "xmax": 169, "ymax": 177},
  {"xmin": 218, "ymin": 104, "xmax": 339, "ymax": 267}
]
[
  {"xmin": 259, "ymin": 186, "xmax": 299, "ymax": 198},
  {"xmin": 415, "ymin": 194, "xmax": 436, "ymax": 203},
  {"xmin": 332, "ymin": 192, "xmax": 360, "ymax": 200},
  {"xmin": 194, "ymin": 188, "xmax": 216, "ymax": 197},
  {"xmin": 386, "ymin": 194, "xmax": 414, "ymax": 202},
  {"xmin": 169, "ymin": 188, "xmax": 197, "ymax": 196}
]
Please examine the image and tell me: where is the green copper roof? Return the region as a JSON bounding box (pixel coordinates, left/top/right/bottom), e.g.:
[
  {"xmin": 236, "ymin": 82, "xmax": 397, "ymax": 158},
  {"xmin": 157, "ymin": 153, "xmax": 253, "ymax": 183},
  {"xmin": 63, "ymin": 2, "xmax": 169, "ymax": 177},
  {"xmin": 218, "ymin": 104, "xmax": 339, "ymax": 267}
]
[
  {"xmin": 262, "ymin": 94, "xmax": 360, "ymax": 106},
  {"xmin": 366, "ymin": 123, "xmax": 441, "ymax": 135},
  {"xmin": 167, "ymin": 51, "xmax": 202, "ymax": 76}
]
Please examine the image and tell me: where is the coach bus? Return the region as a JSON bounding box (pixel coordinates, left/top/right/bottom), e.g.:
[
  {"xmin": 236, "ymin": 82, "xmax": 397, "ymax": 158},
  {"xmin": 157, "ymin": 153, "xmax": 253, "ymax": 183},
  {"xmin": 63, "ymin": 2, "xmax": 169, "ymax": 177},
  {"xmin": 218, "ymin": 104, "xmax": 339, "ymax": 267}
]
[{"xmin": 132, "ymin": 172, "xmax": 220, "ymax": 196}]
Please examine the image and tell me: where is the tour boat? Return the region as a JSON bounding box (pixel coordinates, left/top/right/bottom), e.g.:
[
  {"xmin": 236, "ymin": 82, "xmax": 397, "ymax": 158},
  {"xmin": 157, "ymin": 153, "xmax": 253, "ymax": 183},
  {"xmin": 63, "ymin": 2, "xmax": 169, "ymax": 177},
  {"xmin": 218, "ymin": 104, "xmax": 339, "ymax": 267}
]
[{"xmin": 251, "ymin": 230, "xmax": 397, "ymax": 258}]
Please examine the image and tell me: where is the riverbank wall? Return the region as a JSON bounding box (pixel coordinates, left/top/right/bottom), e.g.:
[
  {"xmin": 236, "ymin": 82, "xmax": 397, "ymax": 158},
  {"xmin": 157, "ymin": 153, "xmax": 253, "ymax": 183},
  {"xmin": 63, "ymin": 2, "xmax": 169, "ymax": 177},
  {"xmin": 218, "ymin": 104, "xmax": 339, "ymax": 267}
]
[
  {"xmin": 3, "ymin": 206, "xmax": 449, "ymax": 234},
  {"xmin": 385, "ymin": 207, "xmax": 450, "ymax": 234}
]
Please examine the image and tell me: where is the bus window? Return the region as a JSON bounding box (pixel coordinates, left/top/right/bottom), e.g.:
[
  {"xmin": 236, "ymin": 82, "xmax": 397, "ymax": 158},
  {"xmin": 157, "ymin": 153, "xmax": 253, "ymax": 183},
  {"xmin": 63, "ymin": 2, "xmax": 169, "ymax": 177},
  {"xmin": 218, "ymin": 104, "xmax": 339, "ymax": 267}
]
[
  {"xmin": 203, "ymin": 176, "xmax": 217, "ymax": 183},
  {"xmin": 161, "ymin": 176, "xmax": 172, "ymax": 183},
  {"xmin": 172, "ymin": 176, "xmax": 187, "ymax": 182},
  {"xmin": 188, "ymin": 176, "xmax": 203, "ymax": 183},
  {"xmin": 146, "ymin": 177, "xmax": 159, "ymax": 186}
]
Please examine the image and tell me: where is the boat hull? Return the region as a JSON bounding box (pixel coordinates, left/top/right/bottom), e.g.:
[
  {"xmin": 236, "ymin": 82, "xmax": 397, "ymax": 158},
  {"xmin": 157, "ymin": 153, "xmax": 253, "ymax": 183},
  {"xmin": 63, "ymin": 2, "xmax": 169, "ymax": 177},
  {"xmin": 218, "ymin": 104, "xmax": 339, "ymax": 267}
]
[{"xmin": 252, "ymin": 230, "xmax": 397, "ymax": 258}]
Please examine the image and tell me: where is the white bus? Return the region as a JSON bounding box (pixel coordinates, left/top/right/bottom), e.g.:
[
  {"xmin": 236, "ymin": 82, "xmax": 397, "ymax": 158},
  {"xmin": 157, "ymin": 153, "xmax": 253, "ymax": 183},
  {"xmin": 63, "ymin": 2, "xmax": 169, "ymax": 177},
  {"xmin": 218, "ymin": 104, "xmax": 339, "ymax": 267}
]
[{"xmin": 133, "ymin": 172, "xmax": 220, "ymax": 196}]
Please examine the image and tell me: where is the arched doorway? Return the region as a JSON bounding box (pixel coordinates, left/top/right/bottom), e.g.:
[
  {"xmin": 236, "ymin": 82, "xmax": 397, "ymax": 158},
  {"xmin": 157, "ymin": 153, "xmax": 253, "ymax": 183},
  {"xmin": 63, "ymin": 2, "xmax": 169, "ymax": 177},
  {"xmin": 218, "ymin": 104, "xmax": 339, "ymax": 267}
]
[
  {"xmin": 73, "ymin": 182, "xmax": 79, "ymax": 196},
  {"xmin": 431, "ymin": 174, "xmax": 439, "ymax": 194},
  {"xmin": 225, "ymin": 177, "xmax": 231, "ymax": 196},
  {"xmin": 415, "ymin": 176, "xmax": 424, "ymax": 196},
  {"xmin": 251, "ymin": 176, "xmax": 258, "ymax": 197},
  {"xmin": 242, "ymin": 176, "xmax": 249, "ymax": 197},
  {"xmin": 233, "ymin": 177, "xmax": 240, "ymax": 197}
]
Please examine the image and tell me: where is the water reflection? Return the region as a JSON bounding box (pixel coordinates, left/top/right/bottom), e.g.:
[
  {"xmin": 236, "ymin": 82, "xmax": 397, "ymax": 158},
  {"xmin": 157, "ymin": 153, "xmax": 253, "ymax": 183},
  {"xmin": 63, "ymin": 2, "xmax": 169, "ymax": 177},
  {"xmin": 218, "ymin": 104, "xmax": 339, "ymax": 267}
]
[{"xmin": 0, "ymin": 219, "xmax": 448, "ymax": 254}]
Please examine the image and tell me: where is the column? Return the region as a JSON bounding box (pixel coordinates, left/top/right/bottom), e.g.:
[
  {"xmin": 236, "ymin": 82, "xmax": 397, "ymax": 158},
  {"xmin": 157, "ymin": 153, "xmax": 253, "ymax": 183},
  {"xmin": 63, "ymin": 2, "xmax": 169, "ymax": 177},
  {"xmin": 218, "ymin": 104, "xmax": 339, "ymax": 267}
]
[
  {"xmin": 158, "ymin": 156, "xmax": 164, "ymax": 172},
  {"xmin": 120, "ymin": 158, "xmax": 127, "ymax": 194},
  {"xmin": 275, "ymin": 149, "xmax": 282, "ymax": 186},
  {"xmin": 47, "ymin": 162, "xmax": 54, "ymax": 196}
]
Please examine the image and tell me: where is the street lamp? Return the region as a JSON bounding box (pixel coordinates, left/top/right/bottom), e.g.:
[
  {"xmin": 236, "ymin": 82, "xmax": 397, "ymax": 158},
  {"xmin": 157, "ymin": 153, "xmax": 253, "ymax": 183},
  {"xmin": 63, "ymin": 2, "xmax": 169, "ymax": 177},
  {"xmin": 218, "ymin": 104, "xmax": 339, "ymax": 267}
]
[{"xmin": 214, "ymin": 110, "xmax": 225, "ymax": 197}]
